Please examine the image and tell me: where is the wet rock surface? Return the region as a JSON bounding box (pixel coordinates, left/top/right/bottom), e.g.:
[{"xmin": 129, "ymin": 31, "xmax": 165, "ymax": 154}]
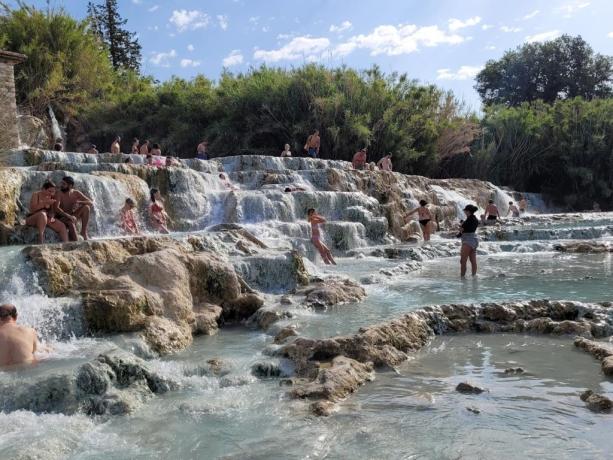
[
  {"xmin": 456, "ymin": 382, "xmax": 485, "ymax": 394},
  {"xmin": 580, "ymin": 390, "xmax": 613, "ymax": 413},
  {"xmin": 22, "ymin": 236, "xmax": 282, "ymax": 353},
  {"xmin": 278, "ymin": 299, "xmax": 613, "ymax": 415},
  {"xmin": 297, "ymin": 276, "xmax": 367, "ymax": 309},
  {"xmin": 574, "ymin": 337, "xmax": 613, "ymax": 376},
  {"xmin": 0, "ymin": 349, "xmax": 173, "ymax": 417}
]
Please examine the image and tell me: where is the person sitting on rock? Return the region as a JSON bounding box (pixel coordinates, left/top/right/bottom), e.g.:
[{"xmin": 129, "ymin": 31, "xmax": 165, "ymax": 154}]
[
  {"xmin": 131, "ymin": 138, "xmax": 139, "ymax": 154},
  {"xmin": 139, "ymin": 140, "xmax": 150, "ymax": 155},
  {"xmin": 111, "ymin": 136, "xmax": 121, "ymax": 154},
  {"xmin": 406, "ymin": 200, "xmax": 433, "ymax": 241},
  {"xmin": 26, "ymin": 180, "xmax": 70, "ymax": 244},
  {"xmin": 150, "ymin": 143, "xmax": 162, "ymax": 156},
  {"xmin": 507, "ymin": 201, "xmax": 520, "ymax": 218},
  {"xmin": 0, "ymin": 304, "xmax": 39, "ymax": 368},
  {"xmin": 281, "ymin": 143, "xmax": 292, "ymax": 157},
  {"xmin": 307, "ymin": 208, "xmax": 336, "ymax": 265},
  {"xmin": 56, "ymin": 176, "xmax": 94, "ymax": 241},
  {"xmin": 149, "ymin": 188, "xmax": 170, "ymax": 234},
  {"xmin": 377, "ymin": 153, "xmax": 393, "ymax": 171},
  {"xmin": 119, "ymin": 198, "xmax": 139, "ymax": 235},
  {"xmin": 352, "ymin": 148, "xmax": 368, "ymax": 170},
  {"xmin": 87, "ymin": 144, "xmax": 98, "ymax": 154}
]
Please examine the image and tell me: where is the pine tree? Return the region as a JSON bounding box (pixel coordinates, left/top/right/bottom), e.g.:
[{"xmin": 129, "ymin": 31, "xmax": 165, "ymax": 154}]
[{"xmin": 87, "ymin": 0, "xmax": 141, "ymax": 73}]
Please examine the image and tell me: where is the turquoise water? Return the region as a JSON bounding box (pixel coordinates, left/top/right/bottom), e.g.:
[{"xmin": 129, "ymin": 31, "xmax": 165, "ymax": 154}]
[{"xmin": 1, "ymin": 216, "xmax": 613, "ymax": 459}]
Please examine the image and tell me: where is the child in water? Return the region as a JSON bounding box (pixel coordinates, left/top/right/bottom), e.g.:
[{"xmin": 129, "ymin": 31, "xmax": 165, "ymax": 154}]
[
  {"xmin": 119, "ymin": 198, "xmax": 139, "ymax": 235},
  {"xmin": 307, "ymin": 208, "xmax": 336, "ymax": 265},
  {"xmin": 149, "ymin": 188, "xmax": 170, "ymax": 234}
]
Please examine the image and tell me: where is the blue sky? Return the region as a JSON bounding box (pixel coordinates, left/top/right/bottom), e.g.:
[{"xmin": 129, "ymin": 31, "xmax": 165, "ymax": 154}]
[{"xmin": 18, "ymin": 0, "xmax": 613, "ymax": 109}]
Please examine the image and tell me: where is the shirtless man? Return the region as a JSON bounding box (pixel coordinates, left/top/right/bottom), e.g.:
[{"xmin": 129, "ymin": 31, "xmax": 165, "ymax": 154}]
[
  {"xmin": 304, "ymin": 130, "xmax": 320, "ymax": 158},
  {"xmin": 518, "ymin": 195, "xmax": 528, "ymax": 214},
  {"xmin": 507, "ymin": 201, "xmax": 520, "ymax": 218},
  {"xmin": 352, "ymin": 148, "xmax": 368, "ymax": 170},
  {"xmin": 197, "ymin": 140, "xmax": 208, "ymax": 160},
  {"xmin": 484, "ymin": 199, "xmax": 500, "ymax": 224},
  {"xmin": 87, "ymin": 144, "xmax": 98, "ymax": 154},
  {"xmin": 110, "ymin": 136, "xmax": 121, "ymax": 154},
  {"xmin": 0, "ymin": 304, "xmax": 39, "ymax": 368},
  {"xmin": 377, "ymin": 153, "xmax": 393, "ymax": 171},
  {"xmin": 56, "ymin": 176, "xmax": 94, "ymax": 241}
]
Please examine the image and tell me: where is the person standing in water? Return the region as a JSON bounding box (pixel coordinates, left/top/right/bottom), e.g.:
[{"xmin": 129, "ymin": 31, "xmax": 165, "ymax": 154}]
[
  {"xmin": 25, "ymin": 180, "xmax": 69, "ymax": 244},
  {"xmin": 459, "ymin": 204, "xmax": 479, "ymax": 277},
  {"xmin": 196, "ymin": 140, "xmax": 208, "ymax": 160},
  {"xmin": 307, "ymin": 208, "xmax": 336, "ymax": 265},
  {"xmin": 484, "ymin": 199, "xmax": 500, "ymax": 223},
  {"xmin": 377, "ymin": 153, "xmax": 393, "ymax": 171},
  {"xmin": 281, "ymin": 144, "xmax": 292, "ymax": 157},
  {"xmin": 507, "ymin": 201, "xmax": 520, "ymax": 218},
  {"xmin": 131, "ymin": 138, "xmax": 139, "ymax": 154},
  {"xmin": 518, "ymin": 195, "xmax": 528, "ymax": 214},
  {"xmin": 110, "ymin": 136, "xmax": 121, "ymax": 154},
  {"xmin": 406, "ymin": 200, "xmax": 433, "ymax": 241},
  {"xmin": 0, "ymin": 304, "xmax": 39, "ymax": 368},
  {"xmin": 149, "ymin": 188, "xmax": 170, "ymax": 234},
  {"xmin": 119, "ymin": 198, "xmax": 139, "ymax": 235},
  {"xmin": 304, "ymin": 130, "xmax": 320, "ymax": 158}
]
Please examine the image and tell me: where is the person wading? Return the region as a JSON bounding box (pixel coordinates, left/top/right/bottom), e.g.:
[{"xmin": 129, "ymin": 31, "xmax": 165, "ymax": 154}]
[
  {"xmin": 0, "ymin": 304, "xmax": 40, "ymax": 368},
  {"xmin": 406, "ymin": 200, "xmax": 433, "ymax": 241},
  {"xmin": 459, "ymin": 204, "xmax": 479, "ymax": 277}
]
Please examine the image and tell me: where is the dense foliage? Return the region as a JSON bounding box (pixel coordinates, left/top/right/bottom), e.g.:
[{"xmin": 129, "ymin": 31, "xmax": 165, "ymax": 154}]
[
  {"xmin": 476, "ymin": 35, "xmax": 613, "ymax": 106},
  {"xmin": 87, "ymin": 0, "xmax": 141, "ymax": 72},
  {"xmin": 0, "ymin": 2, "xmax": 115, "ymax": 117},
  {"xmin": 2, "ymin": 4, "xmax": 613, "ymax": 210}
]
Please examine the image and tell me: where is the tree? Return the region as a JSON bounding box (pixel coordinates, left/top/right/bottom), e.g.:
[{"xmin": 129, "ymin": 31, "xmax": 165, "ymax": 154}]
[
  {"xmin": 475, "ymin": 35, "xmax": 613, "ymax": 106},
  {"xmin": 87, "ymin": 0, "xmax": 141, "ymax": 72},
  {"xmin": 0, "ymin": 3, "xmax": 116, "ymax": 118}
]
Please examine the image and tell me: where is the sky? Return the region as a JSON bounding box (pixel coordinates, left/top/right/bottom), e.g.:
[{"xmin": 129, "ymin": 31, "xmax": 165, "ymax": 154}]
[{"xmin": 15, "ymin": 0, "xmax": 613, "ymax": 110}]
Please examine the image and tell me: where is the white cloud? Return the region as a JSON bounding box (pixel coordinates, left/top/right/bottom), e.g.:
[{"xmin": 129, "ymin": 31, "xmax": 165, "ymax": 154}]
[
  {"xmin": 249, "ymin": 16, "xmax": 260, "ymax": 24},
  {"xmin": 329, "ymin": 20, "xmax": 353, "ymax": 33},
  {"xmin": 525, "ymin": 30, "xmax": 561, "ymax": 43},
  {"xmin": 437, "ymin": 65, "xmax": 483, "ymax": 81},
  {"xmin": 277, "ymin": 33, "xmax": 294, "ymax": 40},
  {"xmin": 254, "ymin": 36, "xmax": 330, "ymax": 62},
  {"xmin": 180, "ymin": 58, "xmax": 201, "ymax": 68},
  {"xmin": 148, "ymin": 5, "xmax": 159, "ymax": 12},
  {"xmin": 481, "ymin": 24, "xmax": 493, "ymax": 30},
  {"xmin": 132, "ymin": 0, "xmax": 142, "ymax": 4},
  {"xmin": 262, "ymin": 26, "xmax": 269, "ymax": 32},
  {"xmin": 334, "ymin": 24, "xmax": 465, "ymax": 57},
  {"xmin": 187, "ymin": 44, "xmax": 195, "ymax": 51},
  {"xmin": 523, "ymin": 10, "xmax": 540, "ymax": 20},
  {"xmin": 485, "ymin": 45, "xmax": 496, "ymax": 50},
  {"xmin": 448, "ymin": 16, "xmax": 481, "ymax": 31},
  {"xmin": 608, "ymin": 32, "xmax": 613, "ymax": 38},
  {"xmin": 223, "ymin": 50, "xmax": 244, "ymax": 67},
  {"xmin": 500, "ymin": 26, "xmax": 522, "ymax": 33},
  {"xmin": 217, "ymin": 15, "xmax": 228, "ymax": 30},
  {"xmin": 558, "ymin": 1, "xmax": 590, "ymax": 17},
  {"xmin": 169, "ymin": 9, "xmax": 209, "ymax": 32},
  {"xmin": 149, "ymin": 49, "xmax": 176, "ymax": 67}
]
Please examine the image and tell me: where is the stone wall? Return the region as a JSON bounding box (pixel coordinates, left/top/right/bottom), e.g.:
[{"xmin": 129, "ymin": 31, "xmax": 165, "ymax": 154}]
[{"xmin": 0, "ymin": 51, "xmax": 26, "ymax": 150}]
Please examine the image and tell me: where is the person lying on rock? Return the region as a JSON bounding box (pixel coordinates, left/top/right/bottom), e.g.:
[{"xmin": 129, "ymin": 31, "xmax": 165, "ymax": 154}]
[
  {"xmin": 219, "ymin": 173, "xmax": 238, "ymax": 191},
  {"xmin": 56, "ymin": 176, "xmax": 94, "ymax": 241},
  {"xmin": 307, "ymin": 208, "xmax": 336, "ymax": 265},
  {"xmin": 120, "ymin": 198, "xmax": 139, "ymax": 235},
  {"xmin": 0, "ymin": 304, "xmax": 39, "ymax": 368},
  {"xmin": 149, "ymin": 188, "xmax": 170, "ymax": 234},
  {"xmin": 25, "ymin": 180, "xmax": 69, "ymax": 244}
]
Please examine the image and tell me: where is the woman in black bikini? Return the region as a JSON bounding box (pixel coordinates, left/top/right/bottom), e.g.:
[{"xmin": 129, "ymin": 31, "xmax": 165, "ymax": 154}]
[
  {"xmin": 406, "ymin": 200, "xmax": 433, "ymax": 241},
  {"xmin": 459, "ymin": 204, "xmax": 479, "ymax": 277},
  {"xmin": 25, "ymin": 180, "xmax": 69, "ymax": 244}
]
